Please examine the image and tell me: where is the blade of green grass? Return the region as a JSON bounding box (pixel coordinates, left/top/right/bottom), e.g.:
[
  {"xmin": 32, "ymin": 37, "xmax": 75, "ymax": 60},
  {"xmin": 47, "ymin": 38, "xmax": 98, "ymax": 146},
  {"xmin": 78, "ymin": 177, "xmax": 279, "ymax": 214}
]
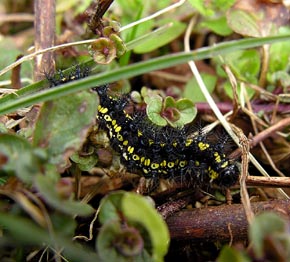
[{"xmin": 1, "ymin": 34, "xmax": 290, "ymax": 115}]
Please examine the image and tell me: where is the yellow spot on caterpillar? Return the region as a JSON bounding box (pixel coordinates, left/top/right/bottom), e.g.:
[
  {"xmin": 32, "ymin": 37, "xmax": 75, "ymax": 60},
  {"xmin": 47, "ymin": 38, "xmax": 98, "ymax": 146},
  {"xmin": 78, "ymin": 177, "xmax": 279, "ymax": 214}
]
[
  {"xmin": 160, "ymin": 160, "xmax": 166, "ymax": 167},
  {"xmin": 137, "ymin": 130, "xmax": 142, "ymax": 137},
  {"xmin": 132, "ymin": 154, "xmax": 140, "ymax": 161},
  {"xmin": 179, "ymin": 160, "xmax": 186, "ymax": 167},
  {"xmin": 140, "ymin": 157, "xmax": 145, "ymax": 163},
  {"xmin": 160, "ymin": 143, "xmax": 165, "ymax": 147},
  {"xmin": 98, "ymin": 106, "xmax": 108, "ymax": 114},
  {"xmin": 214, "ymin": 152, "xmax": 221, "ymax": 163},
  {"xmin": 172, "ymin": 141, "xmax": 177, "ymax": 147},
  {"xmin": 117, "ymin": 133, "xmax": 123, "ymax": 141},
  {"xmin": 221, "ymin": 161, "xmax": 229, "ymax": 168},
  {"xmin": 198, "ymin": 142, "xmax": 210, "ymax": 151},
  {"xmin": 185, "ymin": 139, "xmax": 193, "ymax": 147},
  {"xmin": 114, "ymin": 125, "xmax": 121, "ymax": 133},
  {"xmin": 104, "ymin": 115, "xmax": 112, "ymax": 122},
  {"xmin": 148, "ymin": 139, "xmax": 154, "ymax": 145},
  {"xmin": 144, "ymin": 158, "xmax": 151, "ymax": 166},
  {"xmin": 143, "ymin": 169, "xmax": 149, "ymax": 174},
  {"xmin": 151, "ymin": 163, "xmax": 159, "ymax": 169},
  {"xmin": 112, "ymin": 120, "xmax": 116, "ymax": 126},
  {"xmin": 127, "ymin": 146, "xmax": 134, "ymax": 154},
  {"xmin": 168, "ymin": 162, "xmax": 175, "ymax": 168},
  {"xmin": 208, "ymin": 167, "xmax": 218, "ymax": 180},
  {"xmin": 123, "ymin": 140, "xmax": 128, "ymax": 146},
  {"xmin": 195, "ymin": 161, "xmax": 200, "ymax": 166}
]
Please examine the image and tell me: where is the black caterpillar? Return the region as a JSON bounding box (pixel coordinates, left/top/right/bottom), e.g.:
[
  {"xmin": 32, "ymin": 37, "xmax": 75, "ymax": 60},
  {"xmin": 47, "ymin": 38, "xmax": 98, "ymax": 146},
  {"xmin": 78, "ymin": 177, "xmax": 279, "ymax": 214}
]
[
  {"xmin": 94, "ymin": 85, "xmax": 239, "ymax": 188},
  {"xmin": 46, "ymin": 64, "xmax": 90, "ymax": 87},
  {"xmin": 47, "ymin": 66, "xmax": 239, "ymax": 188}
]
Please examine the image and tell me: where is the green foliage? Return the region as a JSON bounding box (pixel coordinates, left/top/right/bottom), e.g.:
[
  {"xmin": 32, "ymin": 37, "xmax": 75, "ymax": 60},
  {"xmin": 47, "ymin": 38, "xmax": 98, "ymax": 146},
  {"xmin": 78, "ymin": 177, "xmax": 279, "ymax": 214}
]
[
  {"xmin": 218, "ymin": 212, "xmax": 290, "ymax": 262},
  {"xmin": 133, "ymin": 20, "xmax": 186, "ymax": 54},
  {"xmin": 227, "ymin": 10, "xmax": 262, "ymax": 37},
  {"xmin": 138, "ymin": 87, "xmax": 196, "ymax": 127},
  {"xmin": 70, "ymin": 146, "xmax": 99, "ymax": 171},
  {"xmin": 217, "ymin": 49, "xmax": 260, "ymax": 100},
  {"xmin": 146, "ymin": 94, "xmax": 167, "ymax": 126},
  {"xmin": 223, "ymin": 49, "xmax": 260, "ymax": 83},
  {"xmin": 201, "ymin": 17, "xmax": 233, "ymax": 36},
  {"xmin": 0, "ymin": 213, "xmax": 100, "ymax": 262},
  {"xmin": 184, "ymin": 73, "xmax": 217, "ymax": 103},
  {"xmin": 250, "ymin": 212, "xmax": 290, "ymax": 260},
  {"xmin": 188, "ymin": 0, "xmax": 235, "ymax": 35},
  {"xmin": 33, "ymin": 90, "xmax": 98, "ymax": 171},
  {"xmin": 35, "ymin": 174, "xmax": 94, "ymax": 216},
  {"xmin": 217, "ymin": 246, "xmax": 250, "ymax": 262},
  {"xmin": 267, "ymin": 27, "xmax": 290, "ymax": 89},
  {"xmin": 0, "ymin": 134, "xmax": 46, "ymax": 183},
  {"xmin": 0, "ymin": 38, "xmax": 33, "ymax": 82},
  {"xmin": 97, "ymin": 191, "xmax": 170, "ymax": 262}
]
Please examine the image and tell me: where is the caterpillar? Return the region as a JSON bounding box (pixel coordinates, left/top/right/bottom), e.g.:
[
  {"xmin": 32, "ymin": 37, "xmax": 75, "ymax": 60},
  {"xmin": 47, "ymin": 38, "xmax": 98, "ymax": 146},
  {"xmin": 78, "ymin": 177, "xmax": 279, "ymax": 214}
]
[
  {"xmin": 94, "ymin": 85, "xmax": 239, "ymax": 188},
  {"xmin": 45, "ymin": 64, "xmax": 90, "ymax": 87},
  {"xmin": 46, "ymin": 66, "xmax": 239, "ymax": 188}
]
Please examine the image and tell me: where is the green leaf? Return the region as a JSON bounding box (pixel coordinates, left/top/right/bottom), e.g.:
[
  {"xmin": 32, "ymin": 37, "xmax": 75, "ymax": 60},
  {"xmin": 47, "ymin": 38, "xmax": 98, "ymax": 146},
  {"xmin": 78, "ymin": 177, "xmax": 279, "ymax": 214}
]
[
  {"xmin": 97, "ymin": 220, "xmax": 151, "ymax": 262},
  {"xmin": 227, "ymin": 10, "xmax": 261, "ymax": 37},
  {"xmin": 188, "ymin": 0, "xmax": 214, "ymax": 16},
  {"xmin": 0, "ymin": 134, "xmax": 46, "ymax": 183},
  {"xmin": 188, "ymin": 0, "xmax": 234, "ymax": 16},
  {"xmin": 268, "ymin": 29, "xmax": 290, "ymax": 74},
  {"xmin": 173, "ymin": 98, "xmax": 197, "ymax": 127},
  {"xmin": 133, "ymin": 20, "xmax": 186, "ymax": 54},
  {"xmin": 270, "ymin": 71, "xmax": 290, "ymax": 90},
  {"xmin": 33, "ymin": 90, "xmax": 97, "ymax": 171},
  {"xmin": 0, "ymin": 37, "xmax": 32, "ymax": 82},
  {"xmin": 217, "ymin": 245, "xmax": 251, "ymax": 262},
  {"xmin": 223, "ymin": 81, "xmax": 256, "ymax": 101},
  {"xmin": 212, "ymin": 0, "xmax": 236, "ymax": 11},
  {"xmin": 50, "ymin": 212, "xmax": 77, "ymax": 238},
  {"xmin": 201, "ymin": 17, "xmax": 233, "ymax": 36},
  {"xmin": 147, "ymin": 95, "xmax": 167, "ymax": 126},
  {"xmin": 127, "ymin": 24, "xmax": 173, "ymax": 51},
  {"xmin": 223, "ymin": 49, "xmax": 260, "ymax": 83},
  {"xmin": 98, "ymin": 191, "xmax": 170, "ymax": 262},
  {"xmin": 184, "ymin": 73, "xmax": 217, "ymax": 103},
  {"xmin": 249, "ymin": 212, "xmax": 290, "ymax": 259},
  {"xmin": 70, "ymin": 147, "xmax": 98, "ymax": 171},
  {"xmin": 162, "ymin": 96, "xmax": 196, "ymax": 128},
  {"xmin": 35, "ymin": 174, "xmax": 94, "ymax": 216},
  {"xmin": 98, "ymin": 192, "xmax": 124, "ymax": 225},
  {"xmin": 122, "ymin": 192, "xmax": 170, "ymax": 262}
]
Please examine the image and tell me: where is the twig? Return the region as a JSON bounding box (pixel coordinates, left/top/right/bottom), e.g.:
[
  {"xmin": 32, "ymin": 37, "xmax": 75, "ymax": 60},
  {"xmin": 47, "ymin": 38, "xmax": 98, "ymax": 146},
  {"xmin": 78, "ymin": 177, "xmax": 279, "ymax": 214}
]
[
  {"xmin": 246, "ymin": 176, "xmax": 290, "ymax": 187},
  {"xmin": 34, "ymin": 0, "xmax": 56, "ymax": 81},
  {"xmin": 166, "ymin": 199, "xmax": 290, "ymax": 241}
]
